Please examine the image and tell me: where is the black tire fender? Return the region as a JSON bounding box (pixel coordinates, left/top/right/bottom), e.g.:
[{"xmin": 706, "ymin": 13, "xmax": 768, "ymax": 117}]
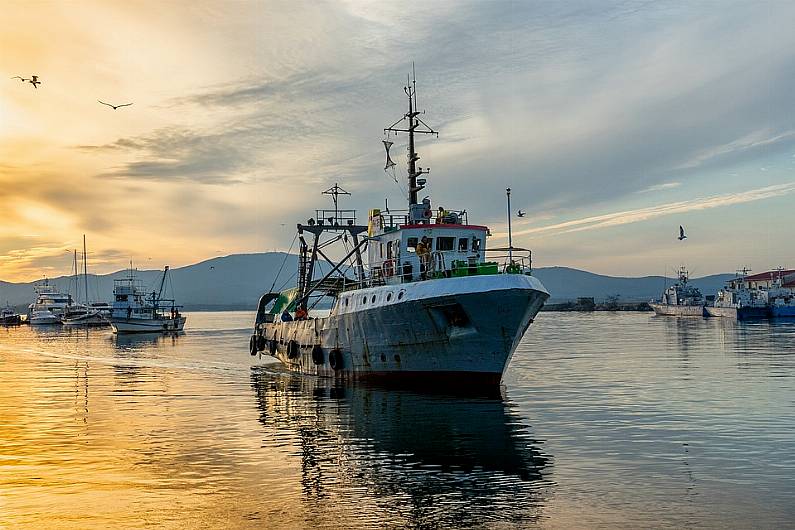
[
  {"xmin": 329, "ymin": 348, "xmax": 343, "ymax": 370},
  {"xmin": 311, "ymin": 345, "xmax": 324, "ymax": 365},
  {"xmin": 287, "ymin": 340, "xmax": 300, "ymax": 359},
  {"xmin": 249, "ymin": 335, "xmax": 257, "ymax": 356}
]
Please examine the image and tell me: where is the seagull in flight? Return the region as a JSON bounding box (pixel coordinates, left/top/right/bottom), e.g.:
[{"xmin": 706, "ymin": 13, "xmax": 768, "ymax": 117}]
[
  {"xmin": 517, "ymin": 210, "xmax": 526, "ymax": 218},
  {"xmin": 98, "ymin": 100, "xmax": 133, "ymax": 110},
  {"xmin": 678, "ymin": 225, "xmax": 687, "ymax": 241},
  {"xmin": 11, "ymin": 75, "xmax": 41, "ymax": 88}
]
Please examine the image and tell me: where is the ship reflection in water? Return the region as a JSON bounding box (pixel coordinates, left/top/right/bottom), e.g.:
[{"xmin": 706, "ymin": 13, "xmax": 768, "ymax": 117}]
[{"xmin": 250, "ymin": 369, "xmax": 553, "ymax": 527}]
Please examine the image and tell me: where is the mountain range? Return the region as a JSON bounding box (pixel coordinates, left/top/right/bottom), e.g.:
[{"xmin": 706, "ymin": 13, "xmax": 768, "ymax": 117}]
[{"xmin": 0, "ymin": 253, "xmax": 734, "ymax": 311}]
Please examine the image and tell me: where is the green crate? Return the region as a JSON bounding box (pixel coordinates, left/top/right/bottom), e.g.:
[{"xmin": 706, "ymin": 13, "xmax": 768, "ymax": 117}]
[
  {"xmin": 477, "ymin": 262, "xmax": 498, "ymax": 275},
  {"xmin": 452, "ymin": 267, "xmax": 469, "ymax": 277}
]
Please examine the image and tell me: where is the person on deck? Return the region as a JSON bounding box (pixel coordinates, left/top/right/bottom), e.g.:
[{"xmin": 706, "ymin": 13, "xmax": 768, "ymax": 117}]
[
  {"xmin": 295, "ymin": 307, "xmax": 308, "ymax": 320},
  {"xmin": 416, "ymin": 236, "xmax": 431, "ymax": 280}
]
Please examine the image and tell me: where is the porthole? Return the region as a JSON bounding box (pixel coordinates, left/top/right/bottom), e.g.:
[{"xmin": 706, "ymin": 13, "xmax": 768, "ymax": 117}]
[
  {"xmin": 394, "ymin": 354, "xmax": 401, "ymax": 362},
  {"xmin": 380, "ymin": 353, "xmax": 386, "ymax": 362},
  {"xmin": 371, "ymin": 295, "xmax": 376, "ymax": 303},
  {"xmin": 398, "ymin": 291, "xmax": 405, "ymax": 300},
  {"xmin": 362, "ymin": 296, "xmax": 367, "ymax": 304},
  {"xmin": 344, "ymin": 298, "xmax": 348, "ymax": 307},
  {"xmin": 386, "ymin": 293, "xmax": 392, "ymax": 302}
]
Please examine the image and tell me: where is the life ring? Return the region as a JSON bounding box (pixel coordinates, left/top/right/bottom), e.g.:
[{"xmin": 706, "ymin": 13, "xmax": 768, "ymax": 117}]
[
  {"xmin": 269, "ymin": 338, "xmax": 277, "ymax": 355},
  {"xmin": 383, "ymin": 259, "xmax": 395, "ymax": 277},
  {"xmin": 256, "ymin": 334, "xmax": 267, "ymax": 352},
  {"xmin": 329, "ymin": 348, "xmax": 343, "ymax": 370},
  {"xmin": 311, "ymin": 345, "xmax": 324, "ymax": 365},
  {"xmin": 423, "ymin": 209, "xmax": 432, "ymax": 219},
  {"xmin": 287, "ymin": 340, "xmax": 300, "ymax": 359},
  {"xmin": 249, "ymin": 335, "xmax": 257, "ymax": 356}
]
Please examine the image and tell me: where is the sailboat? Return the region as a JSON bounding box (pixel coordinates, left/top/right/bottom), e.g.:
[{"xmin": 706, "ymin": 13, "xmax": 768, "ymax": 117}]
[{"xmin": 61, "ymin": 235, "xmax": 109, "ymax": 327}]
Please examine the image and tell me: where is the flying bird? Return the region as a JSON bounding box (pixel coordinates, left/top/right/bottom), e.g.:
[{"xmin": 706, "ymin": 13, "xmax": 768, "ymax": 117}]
[
  {"xmin": 98, "ymin": 100, "xmax": 133, "ymax": 110},
  {"xmin": 517, "ymin": 210, "xmax": 526, "ymax": 217},
  {"xmin": 678, "ymin": 225, "xmax": 687, "ymax": 241},
  {"xmin": 11, "ymin": 75, "xmax": 40, "ymax": 88}
]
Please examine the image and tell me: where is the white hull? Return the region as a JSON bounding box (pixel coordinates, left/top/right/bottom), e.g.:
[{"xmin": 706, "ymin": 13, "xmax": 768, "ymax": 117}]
[
  {"xmin": 255, "ymin": 274, "xmax": 548, "ymax": 384},
  {"xmin": 29, "ymin": 311, "xmax": 62, "ymax": 325},
  {"xmin": 61, "ymin": 311, "xmax": 109, "ymax": 327},
  {"xmin": 110, "ymin": 316, "xmax": 186, "ymax": 334}
]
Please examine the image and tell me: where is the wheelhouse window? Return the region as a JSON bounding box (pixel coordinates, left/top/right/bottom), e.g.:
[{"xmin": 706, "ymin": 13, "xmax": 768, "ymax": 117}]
[
  {"xmin": 406, "ymin": 237, "xmax": 418, "ymax": 252},
  {"xmin": 472, "ymin": 237, "xmax": 482, "ymax": 251},
  {"xmin": 436, "ymin": 237, "xmax": 455, "ymax": 251},
  {"xmin": 458, "ymin": 238, "xmax": 469, "ymax": 251}
]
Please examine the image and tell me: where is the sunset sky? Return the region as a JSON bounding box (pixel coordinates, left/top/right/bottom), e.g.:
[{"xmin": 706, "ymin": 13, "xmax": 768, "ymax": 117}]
[{"xmin": 1, "ymin": 1, "xmax": 794, "ymax": 282}]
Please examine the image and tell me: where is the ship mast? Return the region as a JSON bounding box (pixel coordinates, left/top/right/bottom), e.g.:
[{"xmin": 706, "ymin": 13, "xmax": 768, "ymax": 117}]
[{"xmin": 384, "ymin": 65, "xmax": 438, "ymax": 218}]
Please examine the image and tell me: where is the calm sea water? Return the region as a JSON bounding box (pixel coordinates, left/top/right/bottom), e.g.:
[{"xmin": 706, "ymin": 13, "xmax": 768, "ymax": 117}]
[{"xmin": 1, "ymin": 312, "xmax": 793, "ymax": 529}]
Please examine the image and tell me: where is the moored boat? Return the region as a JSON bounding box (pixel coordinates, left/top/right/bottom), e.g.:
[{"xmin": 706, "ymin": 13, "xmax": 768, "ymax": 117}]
[
  {"xmin": 250, "ymin": 72, "xmax": 549, "ymax": 385},
  {"xmin": 705, "ymin": 269, "xmax": 769, "ymax": 320},
  {"xmin": 1, "ymin": 305, "xmax": 21, "ymax": 325},
  {"xmin": 61, "ymin": 236, "xmax": 110, "ymax": 327},
  {"xmin": 27, "ymin": 279, "xmax": 69, "ymax": 325},
  {"xmin": 649, "ymin": 267, "xmax": 706, "ymax": 317},
  {"xmin": 108, "ymin": 266, "xmax": 186, "ymax": 333}
]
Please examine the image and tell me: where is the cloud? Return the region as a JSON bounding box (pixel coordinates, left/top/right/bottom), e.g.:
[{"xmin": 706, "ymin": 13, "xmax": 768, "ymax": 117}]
[
  {"xmin": 500, "ymin": 182, "xmax": 795, "ymax": 239},
  {"xmin": 637, "ymin": 182, "xmax": 682, "ymax": 193}
]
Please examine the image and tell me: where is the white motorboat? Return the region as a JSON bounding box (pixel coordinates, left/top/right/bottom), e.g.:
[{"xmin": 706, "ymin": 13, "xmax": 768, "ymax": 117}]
[{"xmin": 27, "ymin": 279, "xmax": 69, "ymax": 325}]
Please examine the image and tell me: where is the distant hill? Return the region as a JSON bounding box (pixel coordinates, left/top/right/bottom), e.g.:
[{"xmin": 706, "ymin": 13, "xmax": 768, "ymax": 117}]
[
  {"xmin": 0, "ymin": 254, "xmax": 734, "ymax": 310},
  {"xmin": 533, "ymin": 266, "xmax": 734, "ymax": 303}
]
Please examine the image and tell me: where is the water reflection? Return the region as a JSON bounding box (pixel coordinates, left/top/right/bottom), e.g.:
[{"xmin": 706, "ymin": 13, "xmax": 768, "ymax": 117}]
[{"xmin": 250, "ymin": 369, "xmax": 553, "ymax": 527}]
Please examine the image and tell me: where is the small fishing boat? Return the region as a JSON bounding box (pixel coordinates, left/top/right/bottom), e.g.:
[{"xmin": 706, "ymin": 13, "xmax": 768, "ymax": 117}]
[
  {"xmin": 705, "ymin": 269, "xmax": 769, "ymax": 320},
  {"xmin": 109, "ymin": 266, "xmax": 186, "ymax": 333},
  {"xmin": 1, "ymin": 305, "xmax": 21, "ymax": 325}
]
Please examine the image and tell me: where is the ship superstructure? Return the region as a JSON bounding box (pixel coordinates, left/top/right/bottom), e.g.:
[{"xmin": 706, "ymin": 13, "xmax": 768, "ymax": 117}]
[
  {"xmin": 650, "ymin": 267, "xmax": 705, "ymax": 317},
  {"xmin": 250, "ymin": 72, "xmax": 549, "ymax": 384}
]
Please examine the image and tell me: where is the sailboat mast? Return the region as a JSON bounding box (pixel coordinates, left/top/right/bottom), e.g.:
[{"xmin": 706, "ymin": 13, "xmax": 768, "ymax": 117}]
[
  {"xmin": 83, "ymin": 235, "xmax": 89, "ymax": 304},
  {"xmin": 73, "ymin": 249, "xmax": 78, "ymax": 304}
]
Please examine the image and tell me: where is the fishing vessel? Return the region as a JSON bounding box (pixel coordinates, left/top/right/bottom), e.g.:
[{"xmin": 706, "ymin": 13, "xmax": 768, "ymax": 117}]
[
  {"xmin": 61, "ymin": 236, "xmax": 109, "ymax": 327},
  {"xmin": 649, "ymin": 267, "xmax": 706, "ymax": 317},
  {"xmin": 250, "ymin": 73, "xmax": 549, "ymax": 384},
  {"xmin": 27, "ymin": 279, "xmax": 69, "ymax": 325},
  {"xmin": 1, "ymin": 305, "xmax": 21, "ymax": 325},
  {"xmin": 108, "ymin": 266, "xmax": 186, "ymax": 333},
  {"xmin": 705, "ymin": 268, "xmax": 769, "ymax": 320}
]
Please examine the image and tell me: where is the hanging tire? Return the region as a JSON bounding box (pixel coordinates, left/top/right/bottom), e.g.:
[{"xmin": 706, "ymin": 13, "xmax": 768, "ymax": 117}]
[
  {"xmin": 329, "ymin": 348, "xmax": 343, "ymax": 370},
  {"xmin": 256, "ymin": 334, "xmax": 267, "ymax": 352},
  {"xmin": 269, "ymin": 339, "xmax": 277, "ymax": 355},
  {"xmin": 311, "ymin": 345, "xmax": 324, "ymax": 365},
  {"xmin": 287, "ymin": 340, "xmax": 300, "ymax": 359},
  {"xmin": 249, "ymin": 335, "xmax": 257, "ymax": 356}
]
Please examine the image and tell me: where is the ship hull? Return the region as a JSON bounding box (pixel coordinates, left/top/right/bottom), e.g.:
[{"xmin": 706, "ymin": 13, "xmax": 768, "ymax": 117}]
[
  {"xmin": 705, "ymin": 306, "xmax": 769, "ymax": 320},
  {"xmin": 649, "ymin": 303, "xmax": 705, "ymax": 317},
  {"xmin": 110, "ymin": 316, "xmax": 186, "ymax": 333},
  {"xmin": 770, "ymin": 305, "xmax": 795, "ymax": 318},
  {"xmin": 0, "ymin": 315, "xmax": 21, "ymax": 325},
  {"xmin": 61, "ymin": 312, "xmax": 109, "ymax": 327},
  {"xmin": 255, "ymin": 274, "xmax": 549, "ymax": 383},
  {"xmin": 28, "ymin": 311, "xmax": 62, "ymax": 325}
]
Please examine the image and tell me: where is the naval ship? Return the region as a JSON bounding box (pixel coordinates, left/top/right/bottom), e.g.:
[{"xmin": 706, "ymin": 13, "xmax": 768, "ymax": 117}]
[
  {"xmin": 250, "ymin": 73, "xmax": 549, "ymax": 384},
  {"xmin": 649, "ymin": 267, "xmax": 706, "ymax": 317}
]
